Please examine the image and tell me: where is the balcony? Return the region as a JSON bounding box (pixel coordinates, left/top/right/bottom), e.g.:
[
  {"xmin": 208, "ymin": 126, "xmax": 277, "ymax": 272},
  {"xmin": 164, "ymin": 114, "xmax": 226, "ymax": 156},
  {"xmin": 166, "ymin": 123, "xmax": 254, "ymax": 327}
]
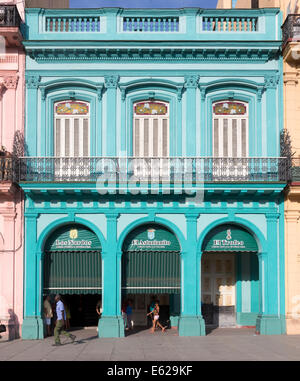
[
  {"xmin": 16, "ymin": 157, "xmax": 288, "ymax": 193},
  {"xmin": 25, "ymin": 8, "xmax": 280, "ymax": 42},
  {"xmin": 282, "ymin": 14, "xmax": 300, "ymax": 47},
  {"xmin": 0, "ymin": 5, "xmax": 23, "ymax": 47},
  {"xmin": 0, "ymin": 5, "xmax": 21, "ymax": 28}
]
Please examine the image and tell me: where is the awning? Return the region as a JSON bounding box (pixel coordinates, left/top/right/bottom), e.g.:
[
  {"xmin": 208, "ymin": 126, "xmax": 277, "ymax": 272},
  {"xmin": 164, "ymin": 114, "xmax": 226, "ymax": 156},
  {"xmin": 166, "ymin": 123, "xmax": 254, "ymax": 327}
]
[{"xmin": 202, "ymin": 224, "xmax": 258, "ymax": 253}]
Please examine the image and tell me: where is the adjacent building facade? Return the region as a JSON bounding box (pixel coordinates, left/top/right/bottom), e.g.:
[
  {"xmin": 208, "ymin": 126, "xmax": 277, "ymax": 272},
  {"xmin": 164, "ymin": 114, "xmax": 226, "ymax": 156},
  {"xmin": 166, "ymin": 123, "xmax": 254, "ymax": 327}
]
[
  {"xmin": 0, "ymin": 0, "xmax": 25, "ymax": 340},
  {"xmin": 18, "ymin": 6, "xmax": 288, "ymax": 339}
]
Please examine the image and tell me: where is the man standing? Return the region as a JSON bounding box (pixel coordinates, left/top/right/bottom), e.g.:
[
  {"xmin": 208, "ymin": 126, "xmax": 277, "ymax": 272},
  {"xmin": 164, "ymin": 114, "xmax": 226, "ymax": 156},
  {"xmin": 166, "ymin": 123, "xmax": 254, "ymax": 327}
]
[
  {"xmin": 53, "ymin": 294, "xmax": 76, "ymax": 346},
  {"xmin": 43, "ymin": 295, "xmax": 53, "ymax": 337}
]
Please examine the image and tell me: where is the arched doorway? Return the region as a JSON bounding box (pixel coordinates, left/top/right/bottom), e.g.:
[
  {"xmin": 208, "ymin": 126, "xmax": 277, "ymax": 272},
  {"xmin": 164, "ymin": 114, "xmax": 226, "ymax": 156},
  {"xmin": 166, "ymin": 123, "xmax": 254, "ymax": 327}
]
[
  {"xmin": 43, "ymin": 223, "xmax": 102, "ymax": 328},
  {"xmin": 201, "ymin": 224, "xmax": 259, "ymax": 329},
  {"xmin": 121, "ymin": 223, "xmax": 181, "ymax": 329}
]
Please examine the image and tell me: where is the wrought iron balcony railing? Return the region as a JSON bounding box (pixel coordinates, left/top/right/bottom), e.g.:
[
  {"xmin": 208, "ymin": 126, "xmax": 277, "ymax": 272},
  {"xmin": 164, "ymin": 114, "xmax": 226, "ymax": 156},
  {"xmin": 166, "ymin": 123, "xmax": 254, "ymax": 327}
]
[
  {"xmin": 0, "ymin": 157, "xmax": 14, "ymax": 182},
  {"xmin": 16, "ymin": 157, "xmax": 289, "ymax": 186},
  {"xmin": 282, "ymin": 14, "xmax": 300, "ymax": 47},
  {"xmin": 0, "ymin": 5, "xmax": 21, "ymax": 28}
]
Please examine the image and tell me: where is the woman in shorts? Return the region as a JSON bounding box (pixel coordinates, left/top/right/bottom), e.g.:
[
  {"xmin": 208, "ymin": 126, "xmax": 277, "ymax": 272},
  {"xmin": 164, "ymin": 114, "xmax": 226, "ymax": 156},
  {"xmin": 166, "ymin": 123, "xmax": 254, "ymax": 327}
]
[{"xmin": 147, "ymin": 302, "xmax": 166, "ymax": 333}]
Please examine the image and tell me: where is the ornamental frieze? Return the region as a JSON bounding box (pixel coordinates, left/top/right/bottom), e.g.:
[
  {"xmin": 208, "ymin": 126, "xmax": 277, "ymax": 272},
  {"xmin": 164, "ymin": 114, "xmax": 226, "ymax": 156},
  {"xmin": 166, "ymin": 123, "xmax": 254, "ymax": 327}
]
[{"xmin": 26, "ymin": 47, "xmax": 280, "ymax": 63}]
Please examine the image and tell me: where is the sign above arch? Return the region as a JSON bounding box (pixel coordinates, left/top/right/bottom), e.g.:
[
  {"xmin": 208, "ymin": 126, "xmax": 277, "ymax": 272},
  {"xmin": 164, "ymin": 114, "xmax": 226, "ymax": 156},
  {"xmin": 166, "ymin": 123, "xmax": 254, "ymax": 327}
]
[
  {"xmin": 45, "ymin": 224, "xmax": 101, "ymax": 251},
  {"xmin": 202, "ymin": 224, "xmax": 258, "ymax": 253},
  {"xmin": 123, "ymin": 224, "xmax": 180, "ymax": 252}
]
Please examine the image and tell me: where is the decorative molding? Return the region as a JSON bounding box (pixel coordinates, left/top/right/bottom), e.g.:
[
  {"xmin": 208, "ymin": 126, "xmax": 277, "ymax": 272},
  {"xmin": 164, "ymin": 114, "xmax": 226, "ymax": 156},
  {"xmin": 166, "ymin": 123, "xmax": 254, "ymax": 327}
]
[
  {"xmin": 264, "ymin": 74, "xmax": 280, "ymax": 89},
  {"xmin": 3, "ymin": 75, "xmax": 19, "ymax": 90},
  {"xmin": 104, "ymin": 75, "xmax": 120, "ymax": 89},
  {"xmin": 26, "ymin": 48, "xmax": 281, "ymax": 63},
  {"xmin": 184, "ymin": 75, "xmax": 199, "ymax": 89},
  {"xmin": 25, "ymin": 75, "xmax": 41, "ymax": 89}
]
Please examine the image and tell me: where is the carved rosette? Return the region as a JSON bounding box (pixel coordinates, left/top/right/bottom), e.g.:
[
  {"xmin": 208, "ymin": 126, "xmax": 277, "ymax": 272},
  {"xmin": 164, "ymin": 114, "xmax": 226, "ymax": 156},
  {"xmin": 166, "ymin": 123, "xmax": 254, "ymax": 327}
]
[
  {"xmin": 184, "ymin": 75, "xmax": 200, "ymax": 89},
  {"xmin": 104, "ymin": 75, "xmax": 120, "ymax": 89},
  {"xmin": 25, "ymin": 75, "xmax": 41, "ymax": 89},
  {"xmin": 264, "ymin": 74, "xmax": 280, "ymax": 89},
  {"xmin": 3, "ymin": 76, "xmax": 19, "ymax": 90}
]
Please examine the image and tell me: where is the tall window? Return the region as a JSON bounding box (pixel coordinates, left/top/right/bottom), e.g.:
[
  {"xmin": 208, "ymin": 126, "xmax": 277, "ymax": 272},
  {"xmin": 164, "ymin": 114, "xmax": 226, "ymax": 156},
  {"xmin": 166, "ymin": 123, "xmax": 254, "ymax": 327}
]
[
  {"xmin": 54, "ymin": 100, "xmax": 90, "ymax": 157},
  {"xmin": 133, "ymin": 101, "xmax": 169, "ymax": 158},
  {"xmin": 213, "ymin": 101, "xmax": 248, "ymax": 158}
]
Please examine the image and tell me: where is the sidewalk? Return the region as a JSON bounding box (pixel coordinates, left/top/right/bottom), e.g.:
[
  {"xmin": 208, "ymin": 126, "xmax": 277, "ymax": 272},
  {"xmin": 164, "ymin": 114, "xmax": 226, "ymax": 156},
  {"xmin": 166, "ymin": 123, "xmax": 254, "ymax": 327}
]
[{"xmin": 1, "ymin": 327, "xmax": 300, "ymax": 361}]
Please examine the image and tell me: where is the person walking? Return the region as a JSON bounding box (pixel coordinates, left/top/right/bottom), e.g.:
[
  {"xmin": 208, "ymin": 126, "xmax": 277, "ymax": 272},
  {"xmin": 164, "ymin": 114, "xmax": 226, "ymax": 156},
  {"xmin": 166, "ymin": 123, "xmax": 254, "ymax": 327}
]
[
  {"xmin": 121, "ymin": 300, "xmax": 127, "ymax": 330},
  {"xmin": 96, "ymin": 298, "xmax": 102, "ymax": 332},
  {"xmin": 126, "ymin": 299, "xmax": 133, "ymax": 331},
  {"xmin": 147, "ymin": 301, "xmax": 166, "ymax": 333},
  {"xmin": 43, "ymin": 295, "xmax": 53, "ymax": 337},
  {"xmin": 53, "ymin": 294, "xmax": 76, "ymax": 346}
]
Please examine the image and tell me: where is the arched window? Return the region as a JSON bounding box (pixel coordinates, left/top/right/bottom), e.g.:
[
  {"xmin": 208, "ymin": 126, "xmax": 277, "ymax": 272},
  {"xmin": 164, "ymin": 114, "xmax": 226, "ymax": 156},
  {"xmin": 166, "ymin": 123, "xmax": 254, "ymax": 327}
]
[
  {"xmin": 54, "ymin": 100, "xmax": 90, "ymax": 157},
  {"xmin": 212, "ymin": 101, "xmax": 248, "ymax": 158},
  {"xmin": 133, "ymin": 101, "xmax": 169, "ymax": 158}
]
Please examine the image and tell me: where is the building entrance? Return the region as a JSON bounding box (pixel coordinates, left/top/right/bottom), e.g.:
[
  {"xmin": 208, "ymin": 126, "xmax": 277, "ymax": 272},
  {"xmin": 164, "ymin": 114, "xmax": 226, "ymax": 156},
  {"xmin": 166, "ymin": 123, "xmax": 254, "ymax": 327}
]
[
  {"xmin": 43, "ymin": 224, "xmax": 102, "ymax": 330},
  {"xmin": 121, "ymin": 224, "xmax": 181, "ymax": 330},
  {"xmin": 201, "ymin": 224, "xmax": 259, "ymax": 329}
]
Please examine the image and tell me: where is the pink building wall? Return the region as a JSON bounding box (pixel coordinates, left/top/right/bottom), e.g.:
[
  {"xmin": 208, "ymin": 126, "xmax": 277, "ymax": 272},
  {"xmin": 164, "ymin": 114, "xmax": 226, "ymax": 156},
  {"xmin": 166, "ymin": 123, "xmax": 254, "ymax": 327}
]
[{"xmin": 0, "ymin": 0, "xmax": 24, "ymax": 340}]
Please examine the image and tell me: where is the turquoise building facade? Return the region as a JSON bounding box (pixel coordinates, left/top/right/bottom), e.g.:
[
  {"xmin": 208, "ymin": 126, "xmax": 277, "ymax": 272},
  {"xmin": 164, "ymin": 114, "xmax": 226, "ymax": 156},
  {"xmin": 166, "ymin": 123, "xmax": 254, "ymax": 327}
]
[{"xmin": 20, "ymin": 7, "xmax": 288, "ymax": 339}]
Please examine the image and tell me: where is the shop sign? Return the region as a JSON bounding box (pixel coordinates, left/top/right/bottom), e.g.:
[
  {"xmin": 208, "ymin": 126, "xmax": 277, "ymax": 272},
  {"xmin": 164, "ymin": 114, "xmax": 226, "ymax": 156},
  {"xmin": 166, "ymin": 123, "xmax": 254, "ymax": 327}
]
[
  {"xmin": 203, "ymin": 225, "xmax": 258, "ymax": 252},
  {"xmin": 124, "ymin": 225, "xmax": 180, "ymax": 252},
  {"xmin": 45, "ymin": 225, "xmax": 101, "ymax": 251}
]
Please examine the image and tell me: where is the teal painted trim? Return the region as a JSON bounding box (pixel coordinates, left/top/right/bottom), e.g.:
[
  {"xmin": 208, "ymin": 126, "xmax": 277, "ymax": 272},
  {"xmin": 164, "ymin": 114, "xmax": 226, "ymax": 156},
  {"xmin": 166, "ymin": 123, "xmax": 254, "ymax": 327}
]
[
  {"xmin": 185, "ymin": 85, "xmax": 197, "ymax": 156},
  {"xmin": 105, "ymin": 85, "xmax": 118, "ymax": 156},
  {"xmin": 236, "ymin": 254, "xmax": 242, "ymax": 314},
  {"xmin": 251, "ymin": 253, "xmax": 260, "ymax": 313},
  {"xmin": 178, "ymin": 316, "xmax": 206, "ymax": 336},
  {"xmin": 256, "ymin": 314, "xmax": 286, "ymax": 335},
  {"xmin": 236, "ymin": 312, "xmax": 258, "ymax": 326},
  {"xmin": 98, "ymin": 316, "xmax": 125, "ymax": 338},
  {"xmin": 25, "ymin": 87, "xmax": 39, "ymax": 156},
  {"xmin": 266, "ymin": 87, "xmax": 279, "ymax": 157},
  {"xmin": 22, "ymin": 317, "xmax": 44, "ymax": 340},
  {"xmin": 279, "ymin": 196, "xmax": 285, "ymax": 316}
]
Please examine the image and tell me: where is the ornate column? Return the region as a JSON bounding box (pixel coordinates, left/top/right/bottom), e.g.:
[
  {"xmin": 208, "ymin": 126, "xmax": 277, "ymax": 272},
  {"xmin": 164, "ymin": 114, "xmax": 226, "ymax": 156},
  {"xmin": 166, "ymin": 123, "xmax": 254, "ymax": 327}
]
[
  {"xmin": 22, "ymin": 212, "xmax": 43, "ymax": 340},
  {"xmin": 184, "ymin": 75, "xmax": 199, "ymax": 156},
  {"xmin": 98, "ymin": 213, "xmax": 124, "ymax": 338},
  {"xmin": 104, "ymin": 75, "xmax": 119, "ymax": 156},
  {"xmin": 178, "ymin": 213, "xmax": 205, "ymax": 336},
  {"xmin": 2, "ymin": 76, "xmax": 18, "ymax": 152},
  {"xmin": 25, "ymin": 75, "xmax": 40, "ymax": 156},
  {"xmin": 256, "ymin": 213, "xmax": 286, "ymax": 335}
]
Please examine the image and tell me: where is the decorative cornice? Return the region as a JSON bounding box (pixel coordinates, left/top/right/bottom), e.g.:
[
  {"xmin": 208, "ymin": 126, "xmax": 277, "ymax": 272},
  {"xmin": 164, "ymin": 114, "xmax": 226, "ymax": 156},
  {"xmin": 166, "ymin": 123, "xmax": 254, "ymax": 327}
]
[
  {"xmin": 104, "ymin": 75, "xmax": 120, "ymax": 89},
  {"xmin": 3, "ymin": 76, "xmax": 19, "ymax": 90},
  {"xmin": 26, "ymin": 47, "xmax": 281, "ymax": 63},
  {"xmin": 25, "ymin": 75, "xmax": 41, "ymax": 89}
]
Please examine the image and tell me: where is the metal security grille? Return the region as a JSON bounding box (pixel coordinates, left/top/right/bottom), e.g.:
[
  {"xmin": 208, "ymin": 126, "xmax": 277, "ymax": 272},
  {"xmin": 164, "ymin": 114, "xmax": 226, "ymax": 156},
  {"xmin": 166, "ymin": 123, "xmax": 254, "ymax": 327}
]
[
  {"xmin": 121, "ymin": 251, "xmax": 180, "ymax": 294},
  {"xmin": 43, "ymin": 250, "xmax": 102, "ymax": 295}
]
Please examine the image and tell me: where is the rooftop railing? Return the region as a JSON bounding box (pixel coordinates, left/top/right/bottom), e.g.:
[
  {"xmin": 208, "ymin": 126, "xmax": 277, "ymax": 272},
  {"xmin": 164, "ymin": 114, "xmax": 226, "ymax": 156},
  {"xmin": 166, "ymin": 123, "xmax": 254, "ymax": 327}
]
[
  {"xmin": 0, "ymin": 5, "xmax": 21, "ymax": 28},
  {"xmin": 16, "ymin": 157, "xmax": 289, "ymax": 186},
  {"xmin": 282, "ymin": 14, "xmax": 300, "ymax": 47},
  {"xmin": 25, "ymin": 8, "xmax": 280, "ymax": 42}
]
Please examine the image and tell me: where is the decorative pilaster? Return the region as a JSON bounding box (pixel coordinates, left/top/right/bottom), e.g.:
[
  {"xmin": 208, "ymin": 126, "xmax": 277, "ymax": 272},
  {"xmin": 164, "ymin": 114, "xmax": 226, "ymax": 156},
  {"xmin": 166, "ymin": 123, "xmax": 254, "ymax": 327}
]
[
  {"xmin": 184, "ymin": 75, "xmax": 199, "ymax": 156},
  {"xmin": 178, "ymin": 213, "xmax": 205, "ymax": 336},
  {"xmin": 255, "ymin": 212, "xmax": 286, "ymax": 335},
  {"xmin": 98, "ymin": 213, "xmax": 124, "ymax": 338},
  {"xmin": 25, "ymin": 75, "xmax": 41, "ymax": 156},
  {"xmin": 104, "ymin": 75, "xmax": 119, "ymax": 156},
  {"xmin": 264, "ymin": 74, "xmax": 280, "ymax": 157},
  {"xmin": 22, "ymin": 213, "xmax": 43, "ymax": 340}
]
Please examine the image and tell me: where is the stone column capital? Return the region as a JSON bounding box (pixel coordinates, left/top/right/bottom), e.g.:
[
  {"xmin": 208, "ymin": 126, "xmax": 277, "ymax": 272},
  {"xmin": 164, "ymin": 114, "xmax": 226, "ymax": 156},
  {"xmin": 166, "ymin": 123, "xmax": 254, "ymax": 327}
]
[{"xmin": 3, "ymin": 75, "xmax": 19, "ymax": 90}]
